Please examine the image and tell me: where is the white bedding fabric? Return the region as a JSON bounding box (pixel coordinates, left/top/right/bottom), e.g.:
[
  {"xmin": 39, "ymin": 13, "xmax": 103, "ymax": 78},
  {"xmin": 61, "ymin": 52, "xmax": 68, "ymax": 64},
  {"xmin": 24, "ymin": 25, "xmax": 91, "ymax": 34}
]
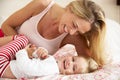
[
  {"xmin": 2, "ymin": 63, "xmax": 120, "ymax": 80},
  {"xmin": 1, "ymin": 28, "xmax": 120, "ymax": 79},
  {"xmin": 24, "ymin": 63, "xmax": 120, "ymax": 80}
]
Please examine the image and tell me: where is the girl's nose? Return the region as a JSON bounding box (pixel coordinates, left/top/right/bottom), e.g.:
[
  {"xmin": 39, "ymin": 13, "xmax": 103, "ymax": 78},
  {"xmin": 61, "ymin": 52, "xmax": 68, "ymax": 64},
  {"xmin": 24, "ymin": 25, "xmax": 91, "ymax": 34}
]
[{"xmin": 65, "ymin": 59, "xmax": 72, "ymax": 69}]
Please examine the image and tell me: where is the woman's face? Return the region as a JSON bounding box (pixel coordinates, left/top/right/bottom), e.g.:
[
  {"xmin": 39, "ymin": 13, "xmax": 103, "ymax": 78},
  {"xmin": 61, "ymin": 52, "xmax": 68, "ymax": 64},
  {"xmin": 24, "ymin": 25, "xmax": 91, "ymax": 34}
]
[
  {"xmin": 59, "ymin": 9, "xmax": 91, "ymax": 35},
  {"xmin": 57, "ymin": 56, "xmax": 89, "ymax": 75}
]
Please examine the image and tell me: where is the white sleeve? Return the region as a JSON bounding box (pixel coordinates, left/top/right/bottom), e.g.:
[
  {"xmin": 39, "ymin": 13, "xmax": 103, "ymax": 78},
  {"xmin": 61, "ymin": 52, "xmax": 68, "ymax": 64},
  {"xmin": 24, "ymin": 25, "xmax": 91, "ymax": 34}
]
[
  {"xmin": 15, "ymin": 49, "xmax": 30, "ymax": 63},
  {"xmin": 10, "ymin": 49, "xmax": 59, "ymax": 78},
  {"xmin": 10, "ymin": 49, "xmax": 42, "ymax": 78}
]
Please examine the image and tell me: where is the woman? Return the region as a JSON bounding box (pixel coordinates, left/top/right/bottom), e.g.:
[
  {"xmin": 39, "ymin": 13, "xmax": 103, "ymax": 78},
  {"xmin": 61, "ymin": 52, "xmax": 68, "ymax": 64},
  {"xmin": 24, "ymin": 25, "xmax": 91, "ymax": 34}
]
[{"xmin": 1, "ymin": 0, "xmax": 106, "ymax": 65}]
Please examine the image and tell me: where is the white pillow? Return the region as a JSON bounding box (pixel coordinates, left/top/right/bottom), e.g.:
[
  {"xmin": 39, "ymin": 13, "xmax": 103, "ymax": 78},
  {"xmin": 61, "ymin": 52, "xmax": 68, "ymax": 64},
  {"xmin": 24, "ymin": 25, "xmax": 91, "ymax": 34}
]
[{"xmin": 105, "ymin": 18, "xmax": 120, "ymax": 63}]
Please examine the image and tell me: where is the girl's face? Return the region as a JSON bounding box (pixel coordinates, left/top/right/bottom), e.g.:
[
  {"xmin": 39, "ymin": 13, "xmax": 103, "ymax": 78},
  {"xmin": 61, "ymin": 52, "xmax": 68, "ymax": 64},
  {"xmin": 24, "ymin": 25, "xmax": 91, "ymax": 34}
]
[
  {"xmin": 57, "ymin": 56, "xmax": 89, "ymax": 75},
  {"xmin": 59, "ymin": 9, "xmax": 91, "ymax": 35}
]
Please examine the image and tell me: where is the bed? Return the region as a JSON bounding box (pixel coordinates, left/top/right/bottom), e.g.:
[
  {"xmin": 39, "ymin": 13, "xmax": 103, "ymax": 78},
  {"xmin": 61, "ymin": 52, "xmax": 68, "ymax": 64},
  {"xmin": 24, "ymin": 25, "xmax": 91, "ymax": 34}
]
[
  {"xmin": 1, "ymin": 39, "xmax": 120, "ymax": 80},
  {"xmin": 0, "ymin": 0, "xmax": 120, "ymax": 80},
  {"xmin": 2, "ymin": 63, "xmax": 120, "ymax": 80}
]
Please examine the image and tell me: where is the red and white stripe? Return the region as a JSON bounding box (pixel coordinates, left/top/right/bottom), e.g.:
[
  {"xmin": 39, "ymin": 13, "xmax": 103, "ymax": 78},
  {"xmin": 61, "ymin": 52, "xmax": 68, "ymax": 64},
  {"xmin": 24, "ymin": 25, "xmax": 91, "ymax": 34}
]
[{"xmin": 0, "ymin": 35, "xmax": 29, "ymax": 77}]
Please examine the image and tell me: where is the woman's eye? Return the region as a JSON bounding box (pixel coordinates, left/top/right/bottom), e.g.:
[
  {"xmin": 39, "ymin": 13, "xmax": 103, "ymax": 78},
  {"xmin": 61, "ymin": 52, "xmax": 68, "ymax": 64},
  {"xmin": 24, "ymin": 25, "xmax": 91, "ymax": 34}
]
[{"xmin": 73, "ymin": 22, "xmax": 78, "ymax": 29}]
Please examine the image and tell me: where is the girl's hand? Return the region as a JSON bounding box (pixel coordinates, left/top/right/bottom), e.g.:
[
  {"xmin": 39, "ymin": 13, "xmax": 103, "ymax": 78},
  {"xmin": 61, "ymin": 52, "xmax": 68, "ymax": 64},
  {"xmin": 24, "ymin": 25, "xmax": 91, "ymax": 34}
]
[
  {"xmin": 33, "ymin": 47, "xmax": 49, "ymax": 59},
  {"xmin": 26, "ymin": 44, "xmax": 49, "ymax": 59},
  {"xmin": 25, "ymin": 44, "xmax": 37, "ymax": 59}
]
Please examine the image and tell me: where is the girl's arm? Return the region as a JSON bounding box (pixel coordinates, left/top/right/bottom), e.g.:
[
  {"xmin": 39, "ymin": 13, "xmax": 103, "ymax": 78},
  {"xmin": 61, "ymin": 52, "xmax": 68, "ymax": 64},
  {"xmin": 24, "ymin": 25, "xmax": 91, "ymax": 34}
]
[{"xmin": 1, "ymin": 35, "xmax": 29, "ymax": 78}]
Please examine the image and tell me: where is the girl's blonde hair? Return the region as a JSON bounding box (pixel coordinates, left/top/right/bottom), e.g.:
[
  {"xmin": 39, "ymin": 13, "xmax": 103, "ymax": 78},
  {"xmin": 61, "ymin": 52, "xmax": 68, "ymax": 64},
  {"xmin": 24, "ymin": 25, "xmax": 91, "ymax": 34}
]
[
  {"xmin": 82, "ymin": 56, "xmax": 99, "ymax": 73},
  {"xmin": 88, "ymin": 58, "xmax": 99, "ymax": 72},
  {"xmin": 67, "ymin": 0, "xmax": 107, "ymax": 65}
]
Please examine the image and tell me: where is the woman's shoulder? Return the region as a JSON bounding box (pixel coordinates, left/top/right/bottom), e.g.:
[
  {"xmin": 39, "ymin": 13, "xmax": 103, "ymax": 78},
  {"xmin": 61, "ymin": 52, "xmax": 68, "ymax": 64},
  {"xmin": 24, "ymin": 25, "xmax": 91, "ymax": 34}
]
[
  {"xmin": 33, "ymin": 0, "xmax": 53, "ymax": 8},
  {"xmin": 31, "ymin": 0, "xmax": 53, "ymax": 15}
]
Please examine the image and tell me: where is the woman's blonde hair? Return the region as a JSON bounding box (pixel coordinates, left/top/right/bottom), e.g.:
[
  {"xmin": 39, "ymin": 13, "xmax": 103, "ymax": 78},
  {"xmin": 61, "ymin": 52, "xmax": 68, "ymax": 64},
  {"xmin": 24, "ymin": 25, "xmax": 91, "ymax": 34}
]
[{"xmin": 67, "ymin": 0, "xmax": 107, "ymax": 65}]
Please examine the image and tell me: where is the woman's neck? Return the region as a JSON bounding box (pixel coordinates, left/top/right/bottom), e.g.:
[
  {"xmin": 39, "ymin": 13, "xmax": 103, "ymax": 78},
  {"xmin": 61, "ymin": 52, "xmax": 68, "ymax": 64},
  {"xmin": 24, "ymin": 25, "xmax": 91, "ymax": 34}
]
[
  {"xmin": 51, "ymin": 4, "xmax": 65, "ymax": 23},
  {"xmin": 49, "ymin": 4, "xmax": 66, "ymax": 36}
]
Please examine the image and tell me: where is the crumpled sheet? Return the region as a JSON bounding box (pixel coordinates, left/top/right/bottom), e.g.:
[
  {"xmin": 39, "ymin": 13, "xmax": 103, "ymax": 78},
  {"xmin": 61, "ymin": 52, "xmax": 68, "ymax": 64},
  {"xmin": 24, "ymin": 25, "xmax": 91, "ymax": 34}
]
[{"xmin": 2, "ymin": 63, "xmax": 120, "ymax": 80}]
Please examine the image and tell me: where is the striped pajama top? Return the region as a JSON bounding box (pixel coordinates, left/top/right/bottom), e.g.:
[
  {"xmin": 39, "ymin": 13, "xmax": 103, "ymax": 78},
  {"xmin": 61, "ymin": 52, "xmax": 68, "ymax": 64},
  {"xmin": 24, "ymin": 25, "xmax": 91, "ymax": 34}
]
[{"xmin": 0, "ymin": 35, "xmax": 29, "ymax": 77}]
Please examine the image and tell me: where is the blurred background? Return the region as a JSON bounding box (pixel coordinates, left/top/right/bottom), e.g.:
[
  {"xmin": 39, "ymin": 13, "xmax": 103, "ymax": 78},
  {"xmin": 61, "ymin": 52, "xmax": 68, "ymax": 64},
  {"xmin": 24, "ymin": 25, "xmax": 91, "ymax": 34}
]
[{"xmin": 0, "ymin": 0, "xmax": 120, "ymax": 26}]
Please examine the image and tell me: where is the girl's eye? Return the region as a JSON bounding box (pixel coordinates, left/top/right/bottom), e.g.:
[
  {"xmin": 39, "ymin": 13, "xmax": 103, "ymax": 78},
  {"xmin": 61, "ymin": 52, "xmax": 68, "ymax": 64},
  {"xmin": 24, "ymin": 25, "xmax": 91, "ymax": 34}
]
[{"xmin": 72, "ymin": 57, "xmax": 76, "ymax": 72}]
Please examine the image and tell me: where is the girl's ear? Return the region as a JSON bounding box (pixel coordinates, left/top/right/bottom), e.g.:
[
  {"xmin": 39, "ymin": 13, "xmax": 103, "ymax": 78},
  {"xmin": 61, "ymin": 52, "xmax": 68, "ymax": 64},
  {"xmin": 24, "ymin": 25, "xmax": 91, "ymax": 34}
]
[{"xmin": 89, "ymin": 58, "xmax": 99, "ymax": 72}]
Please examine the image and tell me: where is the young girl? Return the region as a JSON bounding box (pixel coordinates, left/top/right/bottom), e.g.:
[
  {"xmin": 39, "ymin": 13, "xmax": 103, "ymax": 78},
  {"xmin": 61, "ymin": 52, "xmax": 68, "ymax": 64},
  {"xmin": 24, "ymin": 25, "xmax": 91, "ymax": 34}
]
[{"xmin": 0, "ymin": 35, "xmax": 98, "ymax": 79}]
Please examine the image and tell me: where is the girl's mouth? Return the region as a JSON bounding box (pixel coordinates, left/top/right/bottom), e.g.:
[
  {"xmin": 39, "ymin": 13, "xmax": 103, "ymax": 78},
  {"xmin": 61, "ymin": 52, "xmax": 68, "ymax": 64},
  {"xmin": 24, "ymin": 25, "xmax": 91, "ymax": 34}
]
[{"xmin": 63, "ymin": 59, "xmax": 68, "ymax": 69}]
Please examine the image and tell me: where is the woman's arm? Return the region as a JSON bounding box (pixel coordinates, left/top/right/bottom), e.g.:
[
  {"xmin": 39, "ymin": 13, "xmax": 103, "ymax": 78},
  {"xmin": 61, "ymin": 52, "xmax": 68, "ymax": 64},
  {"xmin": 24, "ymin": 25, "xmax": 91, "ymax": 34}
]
[
  {"xmin": 0, "ymin": 36, "xmax": 13, "ymax": 46},
  {"xmin": 1, "ymin": 0, "xmax": 52, "ymax": 36}
]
